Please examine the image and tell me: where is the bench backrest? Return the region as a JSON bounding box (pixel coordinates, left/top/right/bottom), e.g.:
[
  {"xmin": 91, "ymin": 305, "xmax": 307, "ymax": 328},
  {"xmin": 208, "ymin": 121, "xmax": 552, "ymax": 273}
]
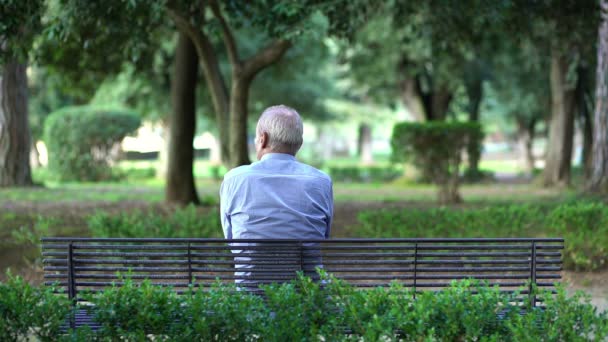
[{"xmin": 42, "ymin": 237, "xmax": 563, "ymax": 304}]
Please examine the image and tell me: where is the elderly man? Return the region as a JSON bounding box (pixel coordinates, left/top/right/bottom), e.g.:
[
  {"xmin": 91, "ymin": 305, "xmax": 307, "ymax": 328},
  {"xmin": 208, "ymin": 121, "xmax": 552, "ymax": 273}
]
[{"xmin": 220, "ymin": 105, "xmax": 333, "ymax": 286}]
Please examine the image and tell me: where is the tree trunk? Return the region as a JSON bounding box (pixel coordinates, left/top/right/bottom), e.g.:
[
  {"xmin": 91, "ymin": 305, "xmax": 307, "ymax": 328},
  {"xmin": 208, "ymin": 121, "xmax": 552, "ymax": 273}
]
[
  {"xmin": 575, "ymin": 66, "xmax": 594, "ymax": 178},
  {"xmin": 516, "ymin": 117, "xmax": 537, "ymax": 175},
  {"xmin": 430, "ymin": 85, "xmax": 453, "ymax": 121},
  {"xmin": 357, "ymin": 122, "xmax": 373, "ymax": 164},
  {"xmin": 228, "ymin": 76, "xmax": 252, "ymax": 168},
  {"xmin": 156, "ymin": 119, "xmax": 169, "ymax": 180},
  {"xmin": 0, "ymin": 61, "xmax": 33, "ymax": 187},
  {"xmin": 581, "ymin": 98, "xmax": 594, "ymax": 177},
  {"xmin": 587, "ymin": 0, "xmax": 608, "ymax": 193},
  {"xmin": 542, "ymin": 51, "xmax": 576, "ymax": 187},
  {"xmin": 400, "ymin": 77, "xmax": 427, "ymax": 122},
  {"xmin": 169, "ymin": 15, "xmax": 231, "ymax": 166},
  {"xmin": 465, "ymin": 78, "xmax": 483, "ymax": 175},
  {"xmin": 400, "ymin": 72, "xmax": 452, "ymax": 122},
  {"xmin": 165, "ymin": 33, "xmax": 200, "ymax": 206}
]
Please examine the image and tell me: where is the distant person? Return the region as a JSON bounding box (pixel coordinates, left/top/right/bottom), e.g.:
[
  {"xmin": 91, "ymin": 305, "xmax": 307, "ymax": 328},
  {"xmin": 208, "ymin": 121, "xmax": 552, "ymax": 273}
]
[{"xmin": 220, "ymin": 105, "xmax": 333, "ymax": 287}]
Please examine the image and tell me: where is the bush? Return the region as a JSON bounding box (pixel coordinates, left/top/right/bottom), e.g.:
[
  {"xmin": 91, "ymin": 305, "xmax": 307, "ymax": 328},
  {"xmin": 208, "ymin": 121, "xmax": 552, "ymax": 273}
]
[
  {"xmin": 82, "ymin": 277, "xmax": 182, "ymax": 340},
  {"xmin": 391, "ymin": 121, "xmax": 482, "ymax": 204},
  {"xmin": 87, "ymin": 204, "xmax": 222, "ymax": 238},
  {"xmin": 0, "ymin": 274, "xmax": 71, "ymax": 341},
  {"xmin": 356, "ymin": 204, "xmax": 543, "ymax": 239},
  {"xmin": 328, "ymin": 165, "xmax": 403, "ymax": 183},
  {"xmin": 3, "ymin": 274, "xmax": 605, "ymax": 341},
  {"xmin": 546, "ymin": 202, "xmax": 608, "ymax": 270},
  {"xmin": 355, "ymin": 202, "xmax": 608, "ymax": 271},
  {"xmin": 44, "ymin": 106, "xmax": 141, "ymax": 182}
]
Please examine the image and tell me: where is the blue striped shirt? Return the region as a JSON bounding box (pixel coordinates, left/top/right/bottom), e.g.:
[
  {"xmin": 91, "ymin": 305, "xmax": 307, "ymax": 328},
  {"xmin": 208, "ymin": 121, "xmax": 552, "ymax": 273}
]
[{"xmin": 220, "ymin": 153, "xmax": 333, "ymax": 240}]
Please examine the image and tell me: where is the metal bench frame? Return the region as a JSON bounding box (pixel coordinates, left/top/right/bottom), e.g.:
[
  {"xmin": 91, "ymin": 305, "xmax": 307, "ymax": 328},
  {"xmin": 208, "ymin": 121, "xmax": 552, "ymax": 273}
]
[{"xmin": 42, "ymin": 237, "xmax": 563, "ymax": 329}]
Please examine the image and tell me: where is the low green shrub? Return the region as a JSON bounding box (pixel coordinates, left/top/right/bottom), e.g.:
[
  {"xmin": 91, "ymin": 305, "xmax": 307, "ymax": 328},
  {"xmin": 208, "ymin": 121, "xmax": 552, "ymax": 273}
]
[
  {"xmin": 355, "ymin": 201, "xmax": 608, "ymax": 271},
  {"xmin": 82, "ymin": 277, "xmax": 182, "ymax": 340},
  {"xmin": 328, "ymin": 165, "xmax": 403, "ymax": 183},
  {"xmin": 2, "ymin": 274, "xmax": 605, "ymax": 341},
  {"xmin": 87, "ymin": 204, "xmax": 222, "ymax": 238},
  {"xmin": 44, "ymin": 106, "xmax": 141, "ymax": 182},
  {"xmin": 356, "ymin": 204, "xmax": 543, "ymax": 238},
  {"xmin": 0, "ymin": 274, "xmax": 71, "ymax": 341},
  {"xmin": 180, "ymin": 283, "xmax": 268, "ymax": 341},
  {"xmin": 546, "ymin": 202, "xmax": 608, "ymax": 270}
]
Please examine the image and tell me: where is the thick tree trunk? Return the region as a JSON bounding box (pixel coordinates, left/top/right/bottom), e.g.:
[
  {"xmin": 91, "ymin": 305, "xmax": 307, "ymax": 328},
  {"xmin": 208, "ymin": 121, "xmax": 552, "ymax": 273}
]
[
  {"xmin": 587, "ymin": 1, "xmax": 608, "ymax": 193},
  {"xmin": 401, "ymin": 77, "xmax": 427, "ymax": 122},
  {"xmin": 0, "ymin": 61, "xmax": 33, "ymax": 187},
  {"xmin": 357, "ymin": 122, "xmax": 373, "ymax": 164},
  {"xmin": 165, "ymin": 33, "xmax": 200, "ymax": 206},
  {"xmin": 168, "ymin": 10, "xmax": 231, "ymax": 165},
  {"xmin": 465, "ymin": 78, "xmax": 483, "ymax": 175},
  {"xmin": 400, "ymin": 71, "xmax": 452, "ymax": 122},
  {"xmin": 430, "ymin": 85, "xmax": 453, "ymax": 121},
  {"xmin": 228, "ymin": 76, "xmax": 252, "ymax": 167},
  {"xmin": 542, "ymin": 51, "xmax": 576, "ymax": 187}
]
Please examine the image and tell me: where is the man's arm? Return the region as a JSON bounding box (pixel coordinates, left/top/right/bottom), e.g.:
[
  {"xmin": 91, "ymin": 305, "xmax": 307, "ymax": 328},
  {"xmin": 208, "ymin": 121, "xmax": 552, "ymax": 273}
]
[
  {"xmin": 324, "ymin": 181, "xmax": 334, "ymax": 239},
  {"xmin": 219, "ymin": 180, "xmax": 232, "ymax": 239}
]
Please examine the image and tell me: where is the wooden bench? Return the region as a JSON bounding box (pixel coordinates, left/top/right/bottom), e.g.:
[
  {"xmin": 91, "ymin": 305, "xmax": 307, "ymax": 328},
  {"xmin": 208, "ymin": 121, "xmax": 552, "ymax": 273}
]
[{"xmin": 41, "ymin": 237, "xmax": 564, "ymax": 329}]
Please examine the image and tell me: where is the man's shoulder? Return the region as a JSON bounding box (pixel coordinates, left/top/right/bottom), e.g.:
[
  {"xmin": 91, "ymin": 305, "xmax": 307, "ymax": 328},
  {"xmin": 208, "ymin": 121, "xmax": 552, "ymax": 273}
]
[
  {"xmin": 296, "ymin": 162, "xmax": 332, "ymax": 183},
  {"xmin": 222, "ymin": 164, "xmax": 254, "ymax": 182}
]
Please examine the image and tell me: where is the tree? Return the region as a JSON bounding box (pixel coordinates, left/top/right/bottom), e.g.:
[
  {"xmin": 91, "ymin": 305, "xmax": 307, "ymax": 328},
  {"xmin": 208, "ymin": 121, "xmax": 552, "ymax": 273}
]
[
  {"xmin": 485, "ymin": 37, "xmax": 550, "ymax": 176},
  {"xmin": 0, "ymin": 0, "xmax": 44, "ymax": 187},
  {"xmin": 166, "ymin": 32, "xmax": 200, "ymax": 205},
  {"xmin": 517, "ymin": 1, "xmax": 599, "ymax": 187},
  {"xmin": 587, "ymin": 0, "xmax": 608, "ymax": 193}
]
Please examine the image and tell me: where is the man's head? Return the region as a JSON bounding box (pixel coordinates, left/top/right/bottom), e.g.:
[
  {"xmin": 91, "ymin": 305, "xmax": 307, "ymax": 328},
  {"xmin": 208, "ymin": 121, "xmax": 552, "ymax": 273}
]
[{"xmin": 255, "ymin": 105, "xmax": 304, "ymax": 160}]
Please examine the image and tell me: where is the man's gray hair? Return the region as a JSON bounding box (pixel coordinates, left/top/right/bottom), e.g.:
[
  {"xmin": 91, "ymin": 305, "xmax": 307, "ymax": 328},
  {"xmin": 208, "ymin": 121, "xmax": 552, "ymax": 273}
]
[{"xmin": 257, "ymin": 105, "xmax": 303, "ymax": 155}]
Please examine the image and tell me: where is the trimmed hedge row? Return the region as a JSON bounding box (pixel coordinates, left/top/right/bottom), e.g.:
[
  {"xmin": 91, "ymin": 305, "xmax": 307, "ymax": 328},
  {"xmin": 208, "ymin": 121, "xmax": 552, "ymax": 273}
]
[
  {"xmin": 1, "ymin": 273, "xmax": 606, "ymax": 341},
  {"xmin": 327, "ymin": 166, "xmax": 403, "ymax": 183},
  {"xmin": 355, "ymin": 201, "xmax": 608, "ymax": 271},
  {"xmin": 87, "ymin": 204, "xmax": 222, "ymax": 238}
]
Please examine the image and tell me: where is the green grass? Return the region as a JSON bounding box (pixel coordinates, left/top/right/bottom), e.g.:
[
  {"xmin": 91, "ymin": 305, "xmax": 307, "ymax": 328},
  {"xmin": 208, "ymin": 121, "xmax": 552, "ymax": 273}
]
[{"xmin": 478, "ymin": 159, "xmax": 524, "ymax": 174}]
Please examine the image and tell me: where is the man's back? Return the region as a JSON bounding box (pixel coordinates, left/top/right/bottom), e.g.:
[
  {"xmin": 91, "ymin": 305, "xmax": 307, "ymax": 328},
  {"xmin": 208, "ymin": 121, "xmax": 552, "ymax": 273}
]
[{"xmin": 220, "ymin": 153, "xmax": 333, "ymax": 240}]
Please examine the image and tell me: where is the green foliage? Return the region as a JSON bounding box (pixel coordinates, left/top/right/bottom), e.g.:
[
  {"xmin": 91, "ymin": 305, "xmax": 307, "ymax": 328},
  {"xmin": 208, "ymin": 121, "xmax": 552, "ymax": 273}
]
[
  {"xmin": 507, "ymin": 285, "xmax": 608, "ymax": 341},
  {"xmin": 356, "ymin": 202, "xmax": 608, "ymax": 271},
  {"xmin": 87, "ymin": 205, "xmax": 222, "ymax": 238},
  {"xmin": 82, "ymin": 277, "xmax": 181, "ymax": 340},
  {"xmin": 261, "ymin": 272, "xmax": 344, "ymax": 341},
  {"xmin": 391, "ymin": 121, "xmax": 483, "ymax": 202},
  {"xmin": 0, "ymin": 0, "xmax": 44, "ymax": 62},
  {"xmin": 180, "ymin": 283, "xmax": 267, "ymax": 341},
  {"xmin": 546, "ymin": 202, "xmax": 608, "ymax": 270},
  {"xmin": 0, "ymin": 273, "xmax": 71, "ymax": 341},
  {"xmin": 44, "ymin": 106, "xmax": 141, "ymax": 182},
  {"xmin": 4, "ymin": 274, "xmax": 606, "ymax": 341},
  {"xmin": 328, "ymin": 165, "xmax": 403, "ymax": 183}
]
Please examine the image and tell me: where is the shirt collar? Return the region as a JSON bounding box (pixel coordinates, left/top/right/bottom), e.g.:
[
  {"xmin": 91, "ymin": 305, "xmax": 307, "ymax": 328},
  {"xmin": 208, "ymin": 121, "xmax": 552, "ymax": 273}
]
[{"xmin": 261, "ymin": 153, "xmax": 296, "ymax": 161}]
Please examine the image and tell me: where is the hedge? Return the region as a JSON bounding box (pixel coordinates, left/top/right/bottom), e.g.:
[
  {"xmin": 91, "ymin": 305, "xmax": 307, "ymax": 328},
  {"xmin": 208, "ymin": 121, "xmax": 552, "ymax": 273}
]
[
  {"xmin": 1, "ymin": 273, "xmax": 606, "ymax": 341},
  {"xmin": 355, "ymin": 201, "xmax": 608, "ymax": 271},
  {"xmin": 44, "ymin": 106, "xmax": 140, "ymax": 182}
]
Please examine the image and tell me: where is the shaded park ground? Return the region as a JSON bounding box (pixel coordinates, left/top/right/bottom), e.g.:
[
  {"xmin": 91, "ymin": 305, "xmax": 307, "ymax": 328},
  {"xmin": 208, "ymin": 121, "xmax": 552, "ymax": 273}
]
[{"xmin": 1, "ymin": 177, "xmax": 607, "ymax": 312}]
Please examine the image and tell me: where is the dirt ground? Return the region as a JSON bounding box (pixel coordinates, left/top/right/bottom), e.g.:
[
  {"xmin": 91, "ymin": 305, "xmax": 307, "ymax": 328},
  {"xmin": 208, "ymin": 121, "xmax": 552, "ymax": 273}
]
[{"xmin": 1, "ymin": 199, "xmax": 607, "ymax": 313}]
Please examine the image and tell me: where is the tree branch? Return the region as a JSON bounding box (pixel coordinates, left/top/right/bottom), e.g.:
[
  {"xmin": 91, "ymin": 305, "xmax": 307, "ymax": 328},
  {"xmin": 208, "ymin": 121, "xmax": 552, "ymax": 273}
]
[
  {"xmin": 167, "ymin": 6, "xmax": 230, "ymax": 116},
  {"xmin": 241, "ymin": 39, "xmax": 292, "ymax": 80},
  {"xmin": 209, "ymin": 0, "xmax": 240, "ymax": 69}
]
